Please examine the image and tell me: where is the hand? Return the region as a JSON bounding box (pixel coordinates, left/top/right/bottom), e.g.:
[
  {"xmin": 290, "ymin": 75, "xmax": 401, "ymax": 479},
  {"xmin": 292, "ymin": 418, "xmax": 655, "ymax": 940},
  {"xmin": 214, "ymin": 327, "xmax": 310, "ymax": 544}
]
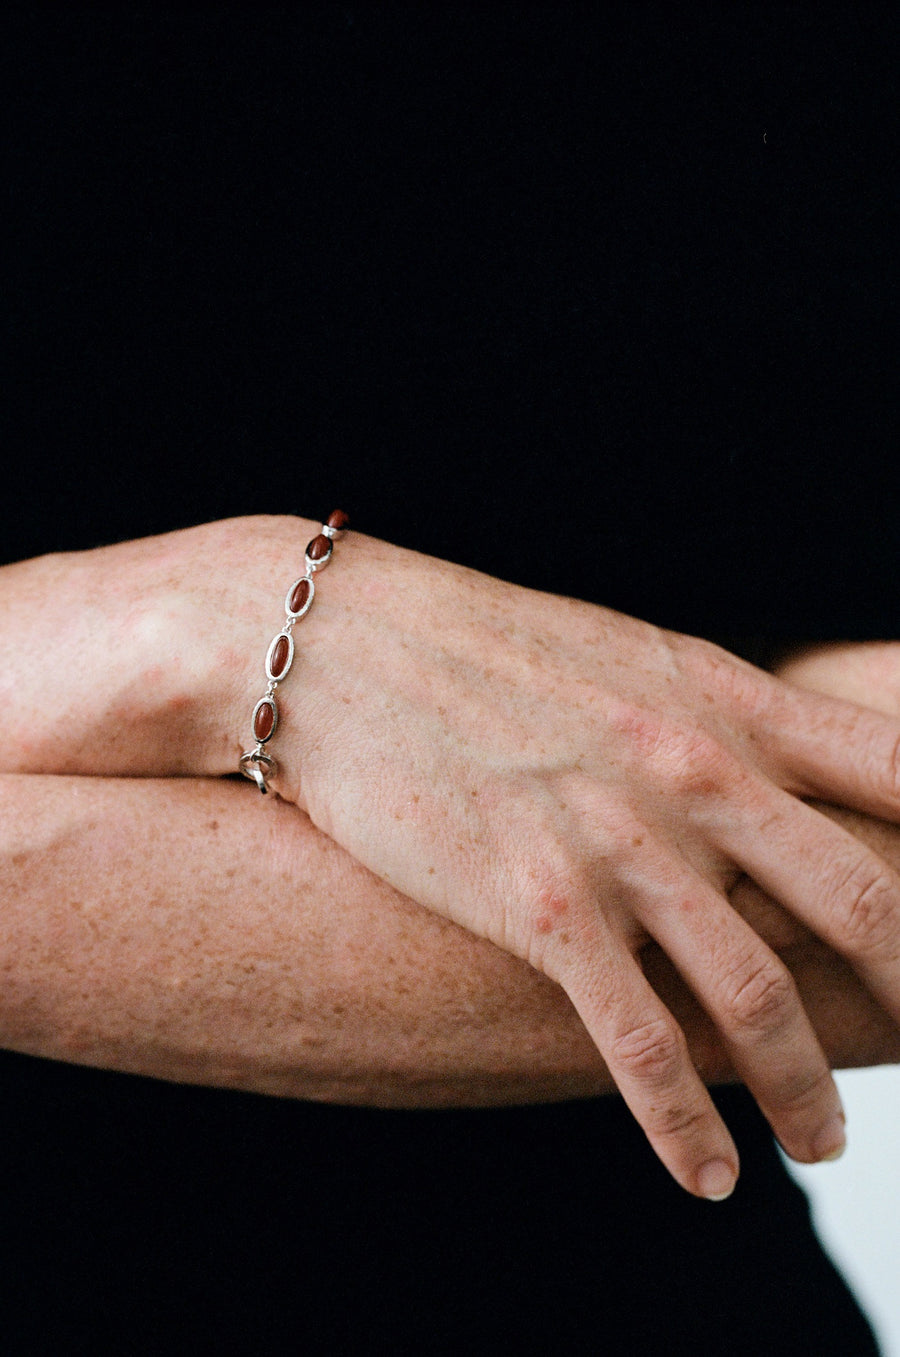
[{"xmin": 6, "ymin": 517, "xmax": 900, "ymax": 1197}]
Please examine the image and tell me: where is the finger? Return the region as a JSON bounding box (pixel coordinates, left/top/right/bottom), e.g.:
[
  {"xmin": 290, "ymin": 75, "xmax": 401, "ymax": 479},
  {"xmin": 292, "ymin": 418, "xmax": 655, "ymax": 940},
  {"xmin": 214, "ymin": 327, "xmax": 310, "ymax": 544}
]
[
  {"xmin": 715, "ymin": 784, "xmax": 900, "ymax": 1026},
  {"xmin": 629, "ymin": 848, "xmax": 846, "ymax": 1164},
  {"xmin": 552, "ymin": 928, "xmax": 740, "ymax": 1200},
  {"xmin": 757, "ymin": 679, "xmax": 900, "ymax": 823}
]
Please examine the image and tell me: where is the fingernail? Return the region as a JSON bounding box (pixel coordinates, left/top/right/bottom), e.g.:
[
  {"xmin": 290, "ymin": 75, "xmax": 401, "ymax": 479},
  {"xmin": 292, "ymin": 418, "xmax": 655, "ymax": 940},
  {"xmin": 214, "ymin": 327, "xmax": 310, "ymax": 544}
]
[
  {"xmin": 698, "ymin": 1160, "xmax": 736, "ymax": 1201},
  {"xmin": 813, "ymin": 1116, "xmax": 847, "ymax": 1163}
]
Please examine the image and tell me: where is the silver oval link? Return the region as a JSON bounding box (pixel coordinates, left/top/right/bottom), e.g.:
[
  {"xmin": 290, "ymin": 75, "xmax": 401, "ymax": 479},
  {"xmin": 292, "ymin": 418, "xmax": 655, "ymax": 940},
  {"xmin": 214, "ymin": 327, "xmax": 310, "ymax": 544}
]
[
  {"xmin": 284, "ymin": 573, "xmax": 315, "ymax": 620},
  {"xmin": 240, "ymin": 513, "xmax": 346, "ymax": 797},
  {"xmin": 266, "ymin": 629, "xmax": 295, "ymax": 683},
  {"xmin": 251, "ymin": 695, "xmax": 278, "ymax": 744}
]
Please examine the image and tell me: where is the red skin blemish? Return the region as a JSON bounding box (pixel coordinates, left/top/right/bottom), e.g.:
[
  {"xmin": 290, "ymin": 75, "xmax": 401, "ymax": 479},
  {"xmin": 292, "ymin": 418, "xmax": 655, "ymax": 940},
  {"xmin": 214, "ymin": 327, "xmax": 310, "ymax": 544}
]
[
  {"xmin": 535, "ymin": 890, "xmax": 571, "ymax": 936},
  {"xmin": 537, "ymin": 888, "xmax": 569, "ymax": 916}
]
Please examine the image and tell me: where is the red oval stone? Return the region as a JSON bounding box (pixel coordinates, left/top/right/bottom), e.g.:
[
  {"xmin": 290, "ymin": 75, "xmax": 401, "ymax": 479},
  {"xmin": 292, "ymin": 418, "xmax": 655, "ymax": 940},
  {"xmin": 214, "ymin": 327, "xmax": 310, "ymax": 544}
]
[
  {"xmin": 326, "ymin": 509, "xmax": 349, "ymax": 531},
  {"xmin": 253, "ymin": 699, "xmax": 276, "ymax": 742},
  {"xmin": 307, "ymin": 534, "xmax": 333, "ymax": 562},
  {"xmin": 270, "ymin": 634, "xmax": 291, "ymax": 679},
  {"xmin": 289, "ymin": 577, "xmax": 312, "ymax": 614}
]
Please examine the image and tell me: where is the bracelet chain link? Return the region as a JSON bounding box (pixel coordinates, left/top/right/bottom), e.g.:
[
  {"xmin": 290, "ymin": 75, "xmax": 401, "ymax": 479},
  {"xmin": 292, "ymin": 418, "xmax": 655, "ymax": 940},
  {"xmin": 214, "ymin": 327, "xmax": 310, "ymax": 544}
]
[{"xmin": 239, "ymin": 510, "xmax": 349, "ymax": 794}]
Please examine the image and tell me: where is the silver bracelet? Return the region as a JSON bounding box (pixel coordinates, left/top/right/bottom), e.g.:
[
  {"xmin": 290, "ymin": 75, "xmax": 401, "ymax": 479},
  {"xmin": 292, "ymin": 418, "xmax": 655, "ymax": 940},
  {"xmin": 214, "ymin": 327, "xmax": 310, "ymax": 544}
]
[{"xmin": 239, "ymin": 510, "xmax": 349, "ymax": 794}]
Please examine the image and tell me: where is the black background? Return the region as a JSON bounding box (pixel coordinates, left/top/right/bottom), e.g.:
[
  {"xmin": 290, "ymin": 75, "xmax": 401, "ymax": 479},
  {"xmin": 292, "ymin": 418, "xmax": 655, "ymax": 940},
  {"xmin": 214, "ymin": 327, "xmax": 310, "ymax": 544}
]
[
  {"xmin": 5, "ymin": 5, "xmax": 896, "ymax": 634},
  {"xmin": 2, "ymin": 5, "xmax": 895, "ymax": 1351}
]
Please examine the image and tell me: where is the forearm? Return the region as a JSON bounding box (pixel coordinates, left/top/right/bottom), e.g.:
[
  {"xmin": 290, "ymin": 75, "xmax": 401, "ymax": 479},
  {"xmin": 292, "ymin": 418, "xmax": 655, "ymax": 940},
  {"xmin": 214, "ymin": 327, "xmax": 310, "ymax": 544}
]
[
  {"xmin": 0, "ymin": 774, "xmax": 605, "ymax": 1105},
  {"xmin": 3, "ymin": 529, "xmax": 899, "ymax": 1130},
  {"xmin": 2, "ymin": 775, "xmax": 897, "ymax": 1107}
]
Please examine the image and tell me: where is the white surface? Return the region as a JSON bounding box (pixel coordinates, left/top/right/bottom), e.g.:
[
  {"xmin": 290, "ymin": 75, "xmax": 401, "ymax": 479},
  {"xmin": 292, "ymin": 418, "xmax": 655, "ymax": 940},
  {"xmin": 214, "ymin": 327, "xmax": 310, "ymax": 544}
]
[{"xmin": 782, "ymin": 1066, "xmax": 900, "ymax": 1357}]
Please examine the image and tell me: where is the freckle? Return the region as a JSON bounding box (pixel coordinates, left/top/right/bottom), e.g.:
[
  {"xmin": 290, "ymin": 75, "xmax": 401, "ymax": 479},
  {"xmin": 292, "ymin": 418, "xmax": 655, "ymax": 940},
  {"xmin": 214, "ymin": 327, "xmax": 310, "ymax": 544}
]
[
  {"xmin": 560, "ymin": 932, "xmax": 571, "ymax": 945},
  {"xmin": 632, "ymin": 836, "xmax": 643, "ymax": 847},
  {"xmin": 428, "ymin": 867, "xmax": 436, "ymax": 875},
  {"xmin": 412, "ymin": 794, "xmax": 420, "ymax": 804},
  {"xmin": 208, "ymin": 820, "xmax": 219, "ymax": 833},
  {"xmin": 470, "ymin": 789, "xmax": 478, "ymax": 797},
  {"xmin": 536, "ymin": 915, "xmax": 554, "ymax": 934}
]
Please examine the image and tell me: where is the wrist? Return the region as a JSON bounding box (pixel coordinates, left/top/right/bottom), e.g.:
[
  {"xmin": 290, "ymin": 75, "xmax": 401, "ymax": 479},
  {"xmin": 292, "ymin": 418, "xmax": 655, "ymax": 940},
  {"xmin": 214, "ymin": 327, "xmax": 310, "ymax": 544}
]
[
  {"xmin": 152, "ymin": 513, "xmax": 335, "ymax": 779},
  {"xmin": 0, "ymin": 515, "xmax": 329, "ymax": 778},
  {"xmin": 236, "ymin": 510, "xmax": 351, "ymax": 795}
]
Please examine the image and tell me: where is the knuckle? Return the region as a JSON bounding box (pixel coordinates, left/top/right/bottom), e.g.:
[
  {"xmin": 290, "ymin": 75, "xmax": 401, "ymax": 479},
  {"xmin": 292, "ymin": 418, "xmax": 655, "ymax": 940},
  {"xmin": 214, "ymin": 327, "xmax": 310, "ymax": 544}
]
[
  {"xmin": 771, "ymin": 1064, "xmax": 835, "ymax": 1119},
  {"xmin": 847, "ymin": 722, "xmax": 900, "ymax": 806},
  {"xmin": 654, "ymin": 729, "xmax": 739, "ymax": 800},
  {"xmin": 722, "ymin": 957, "xmax": 796, "ymax": 1035},
  {"xmin": 874, "ymin": 728, "xmax": 900, "ymax": 804},
  {"xmin": 608, "ymin": 697, "xmax": 741, "ymax": 800},
  {"xmin": 677, "ymin": 637, "xmax": 770, "ymax": 717},
  {"xmin": 606, "ymin": 700, "xmax": 669, "ymax": 757},
  {"xmin": 889, "ymin": 730, "xmax": 900, "ymax": 801},
  {"xmin": 611, "ymin": 1017, "xmax": 685, "ymax": 1086},
  {"xmin": 831, "ymin": 863, "xmax": 899, "ymax": 955},
  {"xmin": 527, "ymin": 841, "xmax": 587, "ymax": 905},
  {"xmin": 646, "ymin": 1101, "xmax": 710, "ymax": 1142}
]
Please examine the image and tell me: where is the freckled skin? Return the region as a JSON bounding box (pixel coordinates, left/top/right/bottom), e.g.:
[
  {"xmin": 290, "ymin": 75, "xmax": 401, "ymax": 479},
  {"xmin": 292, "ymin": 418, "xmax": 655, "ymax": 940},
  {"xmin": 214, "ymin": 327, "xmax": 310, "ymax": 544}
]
[
  {"xmin": 5, "ymin": 523, "xmax": 900, "ymax": 1189},
  {"xmin": 0, "ymin": 772, "xmax": 896, "ymax": 1106}
]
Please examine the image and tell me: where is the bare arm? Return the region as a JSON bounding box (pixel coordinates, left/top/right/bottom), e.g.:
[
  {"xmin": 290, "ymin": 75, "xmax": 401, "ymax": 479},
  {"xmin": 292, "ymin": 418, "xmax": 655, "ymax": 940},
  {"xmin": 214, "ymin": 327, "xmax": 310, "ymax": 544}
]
[
  {"xmin": 7, "ymin": 519, "xmax": 900, "ymax": 1195},
  {"xmin": 1, "ymin": 773, "xmax": 896, "ymax": 1109}
]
